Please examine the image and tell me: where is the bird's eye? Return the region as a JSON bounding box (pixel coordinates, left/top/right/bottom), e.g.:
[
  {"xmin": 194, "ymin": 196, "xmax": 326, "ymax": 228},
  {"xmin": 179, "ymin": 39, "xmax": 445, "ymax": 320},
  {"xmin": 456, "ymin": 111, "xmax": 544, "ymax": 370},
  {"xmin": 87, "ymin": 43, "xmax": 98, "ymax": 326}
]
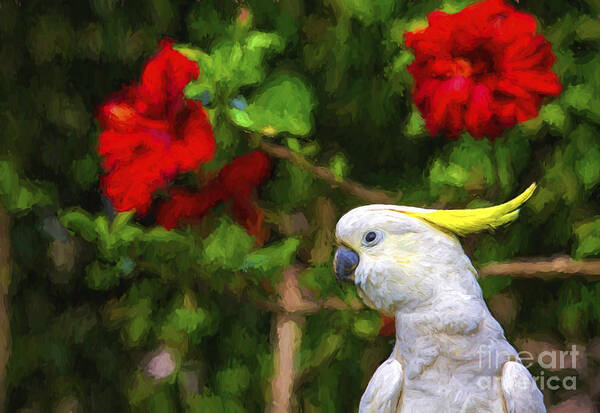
[{"xmin": 362, "ymin": 230, "xmax": 383, "ymax": 247}]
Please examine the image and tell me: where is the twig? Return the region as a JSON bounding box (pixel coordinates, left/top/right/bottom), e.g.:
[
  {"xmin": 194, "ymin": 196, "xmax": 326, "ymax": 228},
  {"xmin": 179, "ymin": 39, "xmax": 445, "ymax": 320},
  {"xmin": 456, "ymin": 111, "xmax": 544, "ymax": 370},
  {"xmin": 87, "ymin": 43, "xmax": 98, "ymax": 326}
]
[
  {"xmin": 259, "ymin": 140, "xmax": 399, "ymax": 204},
  {"xmin": 479, "ymin": 255, "xmax": 600, "ymax": 281},
  {"xmin": 0, "ymin": 206, "xmax": 10, "ymax": 413}
]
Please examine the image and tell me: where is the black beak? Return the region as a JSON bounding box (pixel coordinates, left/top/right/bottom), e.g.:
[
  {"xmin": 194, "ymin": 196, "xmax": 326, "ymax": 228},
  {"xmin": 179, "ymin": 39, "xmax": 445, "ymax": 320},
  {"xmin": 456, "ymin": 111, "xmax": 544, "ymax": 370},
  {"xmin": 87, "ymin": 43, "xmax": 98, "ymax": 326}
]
[{"xmin": 333, "ymin": 246, "xmax": 359, "ymax": 285}]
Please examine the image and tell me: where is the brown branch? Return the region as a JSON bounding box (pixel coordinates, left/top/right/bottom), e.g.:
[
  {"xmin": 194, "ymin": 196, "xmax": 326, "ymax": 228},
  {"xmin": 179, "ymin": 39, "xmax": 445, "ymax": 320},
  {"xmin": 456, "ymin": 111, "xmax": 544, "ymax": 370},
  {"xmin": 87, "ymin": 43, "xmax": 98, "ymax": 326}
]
[
  {"xmin": 255, "ymin": 255, "xmax": 600, "ymax": 319},
  {"xmin": 265, "ymin": 266, "xmax": 362, "ymax": 413},
  {"xmin": 0, "ymin": 206, "xmax": 10, "ymax": 413},
  {"xmin": 479, "ymin": 255, "xmax": 600, "ymax": 281},
  {"xmin": 259, "ymin": 140, "xmax": 399, "ymax": 204},
  {"xmin": 268, "ymin": 312, "xmax": 303, "ymax": 413},
  {"xmin": 266, "ymin": 267, "xmax": 304, "ymax": 413}
]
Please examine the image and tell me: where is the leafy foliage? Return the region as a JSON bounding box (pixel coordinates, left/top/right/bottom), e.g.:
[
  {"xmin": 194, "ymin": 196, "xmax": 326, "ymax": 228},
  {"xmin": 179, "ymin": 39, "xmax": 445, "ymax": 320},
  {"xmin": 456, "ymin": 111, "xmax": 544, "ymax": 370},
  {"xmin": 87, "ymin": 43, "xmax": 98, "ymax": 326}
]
[{"xmin": 1, "ymin": 0, "xmax": 600, "ymax": 411}]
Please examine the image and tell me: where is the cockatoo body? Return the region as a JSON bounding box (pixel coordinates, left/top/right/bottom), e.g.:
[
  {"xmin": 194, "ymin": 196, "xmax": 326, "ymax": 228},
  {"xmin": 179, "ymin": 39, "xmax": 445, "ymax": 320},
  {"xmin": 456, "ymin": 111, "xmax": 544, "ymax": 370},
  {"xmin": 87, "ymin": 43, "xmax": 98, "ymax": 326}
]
[{"xmin": 334, "ymin": 184, "xmax": 544, "ymax": 413}]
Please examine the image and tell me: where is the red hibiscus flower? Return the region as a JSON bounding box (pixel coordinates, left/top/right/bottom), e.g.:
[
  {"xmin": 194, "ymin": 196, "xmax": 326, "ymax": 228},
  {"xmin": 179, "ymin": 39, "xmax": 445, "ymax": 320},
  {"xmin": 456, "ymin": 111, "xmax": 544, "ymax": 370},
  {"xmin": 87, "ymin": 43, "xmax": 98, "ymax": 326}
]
[
  {"xmin": 156, "ymin": 151, "xmax": 271, "ymax": 243},
  {"xmin": 97, "ymin": 39, "xmax": 215, "ymax": 215},
  {"xmin": 404, "ymin": 0, "xmax": 562, "ymax": 138}
]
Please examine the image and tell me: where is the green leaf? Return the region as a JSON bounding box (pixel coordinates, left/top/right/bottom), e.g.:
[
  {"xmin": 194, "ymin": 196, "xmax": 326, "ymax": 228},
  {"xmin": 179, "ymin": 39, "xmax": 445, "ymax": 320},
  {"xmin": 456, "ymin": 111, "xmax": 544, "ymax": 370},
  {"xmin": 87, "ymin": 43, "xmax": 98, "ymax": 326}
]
[
  {"xmin": 429, "ymin": 159, "xmax": 469, "ymax": 188},
  {"xmin": 179, "ymin": 31, "xmax": 285, "ymax": 96},
  {"xmin": 0, "ymin": 161, "xmax": 19, "ymax": 200},
  {"xmin": 216, "ymin": 365, "xmax": 251, "ymax": 396},
  {"xmin": 111, "ymin": 210, "xmax": 135, "ymax": 231},
  {"xmin": 125, "ymin": 300, "xmax": 152, "ymax": 345},
  {"xmin": 111, "ymin": 211, "xmax": 143, "ymax": 243},
  {"xmin": 228, "ymin": 108, "xmax": 252, "ymax": 127},
  {"xmin": 241, "ymin": 238, "xmax": 299, "ymax": 274},
  {"xmin": 71, "ymin": 155, "xmax": 99, "ymax": 189},
  {"xmin": 299, "ymin": 265, "xmax": 339, "ymax": 299},
  {"xmin": 479, "ymin": 275, "xmax": 512, "ymax": 300},
  {"xmin": 188, "ymin": 395, "xmax": 245, "ymax": 413},
  {"xmin": 540, "ymin": 103, "xmax": 568, "ymax": 135},
  {"xmin": 138, "ymin": 227, "xmax": 193, "ymax": 266},
  {"xmin": 246, "ymin": 31, "xmax": 285, "ymax": 53},
  {"xmin": 574, "ymin": 218, "xmax": 600, "ymax": 258},
  {"xmin": 147, "ymin": 390, "xmax": 177, "ymax": 413},
  {"xmin": 60, "ymin": 208, "xmax": 97, "ymax": 242},
  {"xmin": 303, "ymin": 333, "xmax": 343, "ymax": 371},
  {"xmin": 201, "ymin": 219, "xmax": 255, "ymax": 270},
  {"xmin": 576, "ymin": 16, "xmax": 600, "ymax": 41},
  {"xmin": 405, "ymin": 110, "xmax": 426, "ymax": 138},
  {"xmin": 173, "ymin": 308, "xmax": 208, "ymax": 334},
  {"xmin": 267, "ymin": 163, "xmax": 315, "ymax": 211},
  {"xmin": 85, "ymin": 261, "xmax": 120, "ymax": 290},
  {"xmin": 0, "ymin": 160, "xmax": 52, "ymax": 214},
  {"xmin": 575, "ymin": 146, "xmax": 600, "ymax": 189},
  {"xmin": 351, "ymin": 311, "xmax": 381, "ymax": 339},
  {"xmin": 285, "ymin": 137, "xmax": 301, "ymax": 152},
  {"xmin": 429, "ymin": 136, "xmax": 496, "ymax": 196},
  {"xmin": 563, "ymin": 84, "xmax": 593, "ymax": 113},
  {"xmin": 329, "ymin": 153, "xmax": 350, "ymax": 182},
  {"xmin": 342, "ymin": 0, "xmax": 395, "ymax": 25},
  {"xmin": 230, "ymin": 73, "xmax": 315, "ymax": 137},
  {"xmin": 127, "ymin": 372, "xmax": 156, "ymax": 406}
]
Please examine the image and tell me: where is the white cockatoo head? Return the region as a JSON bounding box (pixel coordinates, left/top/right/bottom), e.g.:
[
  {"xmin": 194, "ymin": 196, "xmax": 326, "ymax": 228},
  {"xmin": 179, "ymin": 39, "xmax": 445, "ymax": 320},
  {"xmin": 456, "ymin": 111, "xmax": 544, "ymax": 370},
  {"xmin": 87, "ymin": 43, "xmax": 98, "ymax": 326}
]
[{"xmin": 333, "ymin": 184, "xmax": 536, "ymax": 315}]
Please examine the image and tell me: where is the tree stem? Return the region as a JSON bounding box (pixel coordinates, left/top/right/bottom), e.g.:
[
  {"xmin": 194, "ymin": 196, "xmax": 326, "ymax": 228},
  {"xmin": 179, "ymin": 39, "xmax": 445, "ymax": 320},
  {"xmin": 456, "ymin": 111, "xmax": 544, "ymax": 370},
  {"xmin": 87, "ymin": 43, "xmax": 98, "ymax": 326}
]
[
  {"xmin": 267, "ymin": 267, "xmax": 305, "ymax": 413},
  {"xmin": 479, "ymin": 255, "xmax": 600, "ymax": 280},
  {"xmin": 259, "ymin": 140, "xmax": 399, "ymax": 204}
]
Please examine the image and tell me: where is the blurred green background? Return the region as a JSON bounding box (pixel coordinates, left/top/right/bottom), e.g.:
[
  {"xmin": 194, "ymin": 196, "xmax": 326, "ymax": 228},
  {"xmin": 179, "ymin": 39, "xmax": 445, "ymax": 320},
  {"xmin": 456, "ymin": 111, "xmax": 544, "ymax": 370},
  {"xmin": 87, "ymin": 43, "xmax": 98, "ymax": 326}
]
[{"xmin": 1, "ymin": 0, "xmax": 600, "ymax": 411}]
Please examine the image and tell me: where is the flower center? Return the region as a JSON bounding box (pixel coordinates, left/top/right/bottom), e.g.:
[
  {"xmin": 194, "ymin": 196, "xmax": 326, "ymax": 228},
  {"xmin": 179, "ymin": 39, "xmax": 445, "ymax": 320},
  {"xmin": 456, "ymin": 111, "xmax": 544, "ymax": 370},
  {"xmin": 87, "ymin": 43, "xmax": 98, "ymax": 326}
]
[
  {"xmin": 454, "ymin": 46, "xmax": 496, "ymax": 79},
  {"xmin": 453, "ymin": 58, "xmax": 472, "ymax": 78}
]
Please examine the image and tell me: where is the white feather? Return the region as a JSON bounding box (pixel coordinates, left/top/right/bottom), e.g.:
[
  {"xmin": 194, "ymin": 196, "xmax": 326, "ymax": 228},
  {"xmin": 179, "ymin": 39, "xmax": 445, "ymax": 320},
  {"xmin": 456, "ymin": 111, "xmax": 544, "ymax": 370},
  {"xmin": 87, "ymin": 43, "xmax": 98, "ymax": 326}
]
[
  {"xmin": 359, "ymin": 358, "xmax": 404, "ymax": 413},
  {"xmin": 501, "ymin": 361, "xmax": 546, "ymax": 413}
]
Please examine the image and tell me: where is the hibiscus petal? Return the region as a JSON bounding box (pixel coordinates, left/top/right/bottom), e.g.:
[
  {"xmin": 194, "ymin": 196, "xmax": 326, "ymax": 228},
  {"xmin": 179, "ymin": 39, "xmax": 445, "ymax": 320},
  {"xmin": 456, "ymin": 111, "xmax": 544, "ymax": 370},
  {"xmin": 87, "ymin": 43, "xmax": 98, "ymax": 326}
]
[
  {"xmin": 493, "ymin": 11, "xmax": 538, "ymax": 45},
  {"xmin": 229, "ymin": 195, "xmax": 269, "ymax": 245},
  {"xmin": 428, "ymin": 77, "xmax": 472, "ymax": 136},
  {"xmin": 514, "ymin": 95, "xmax": 541, "ymax": 122},
  {"xmin": 501, "ymin": 35, "xmax": 554, "ymax": 73},
  {"xmin": 219, "ymin": 151, "xmax": 271, "ymax": 197},
  {"xmin": 156, "ymin": 185, "xmax": 226, "ymax": 230},
  {"xmin": 465, "ymin": 84, "xmax": 495, "ymax": 137},
  {"xmin": 98, "ymin": 130, "xmax": 169, "ymax": 171},
  {"xmin": 168, "ymin": 100, "xmax": 216, "ymax": 172},
  {"xmin": 100, "ymin": 151, "xmax": 172, "ymax": 215},
  {"xmin": 412, "ymin": 78, "xmax": 442, "ymax": 109},
  {"xmin": 506, "ymin": 70, "xmax": 562, "ymax": 95},
  {"xmin": 494, "ymin": 79, "xmax": 533, "ymax": 100},
  {"xmin": 137, "ymin": 39, "xmax": 200, "ymax": 120}
]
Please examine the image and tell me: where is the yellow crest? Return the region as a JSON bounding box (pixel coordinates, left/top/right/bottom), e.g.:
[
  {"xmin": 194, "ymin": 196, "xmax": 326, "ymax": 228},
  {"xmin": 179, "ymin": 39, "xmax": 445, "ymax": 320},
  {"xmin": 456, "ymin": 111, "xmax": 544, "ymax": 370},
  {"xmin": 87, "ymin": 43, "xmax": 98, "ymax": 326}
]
[{"xmin": 402, "ymin": 183, "xmax": 537, "ymax": 237}]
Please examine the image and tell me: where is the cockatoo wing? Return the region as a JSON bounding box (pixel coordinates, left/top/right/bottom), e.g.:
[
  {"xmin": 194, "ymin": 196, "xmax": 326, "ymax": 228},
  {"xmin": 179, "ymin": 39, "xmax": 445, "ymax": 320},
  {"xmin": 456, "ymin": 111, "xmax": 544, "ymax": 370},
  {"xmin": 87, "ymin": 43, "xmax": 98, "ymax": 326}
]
[
  {"xmin": 359, "ymin": 358, "xmax": 404, "ymax": 413},
  {"xmin": 501, "ymin": 361, "xmax": 546, "ymax": 413}
]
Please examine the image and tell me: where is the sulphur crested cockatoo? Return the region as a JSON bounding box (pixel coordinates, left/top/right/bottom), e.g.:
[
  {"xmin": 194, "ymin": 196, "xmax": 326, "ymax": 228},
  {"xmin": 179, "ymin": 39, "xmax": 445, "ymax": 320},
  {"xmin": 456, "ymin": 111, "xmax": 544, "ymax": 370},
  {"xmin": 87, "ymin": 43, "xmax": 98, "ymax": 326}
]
[{"xmin": 333, "ymin": 184, "xmax": 544, "ymax": 413}]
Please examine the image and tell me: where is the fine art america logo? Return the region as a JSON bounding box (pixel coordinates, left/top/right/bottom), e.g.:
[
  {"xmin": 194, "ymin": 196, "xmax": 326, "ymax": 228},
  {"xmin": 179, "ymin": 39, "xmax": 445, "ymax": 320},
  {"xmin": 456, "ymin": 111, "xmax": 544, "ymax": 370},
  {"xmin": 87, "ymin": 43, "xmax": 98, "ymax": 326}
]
[{"xmin": 476, "ymin": 345, "xmax": 580, "ymax": 391}]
